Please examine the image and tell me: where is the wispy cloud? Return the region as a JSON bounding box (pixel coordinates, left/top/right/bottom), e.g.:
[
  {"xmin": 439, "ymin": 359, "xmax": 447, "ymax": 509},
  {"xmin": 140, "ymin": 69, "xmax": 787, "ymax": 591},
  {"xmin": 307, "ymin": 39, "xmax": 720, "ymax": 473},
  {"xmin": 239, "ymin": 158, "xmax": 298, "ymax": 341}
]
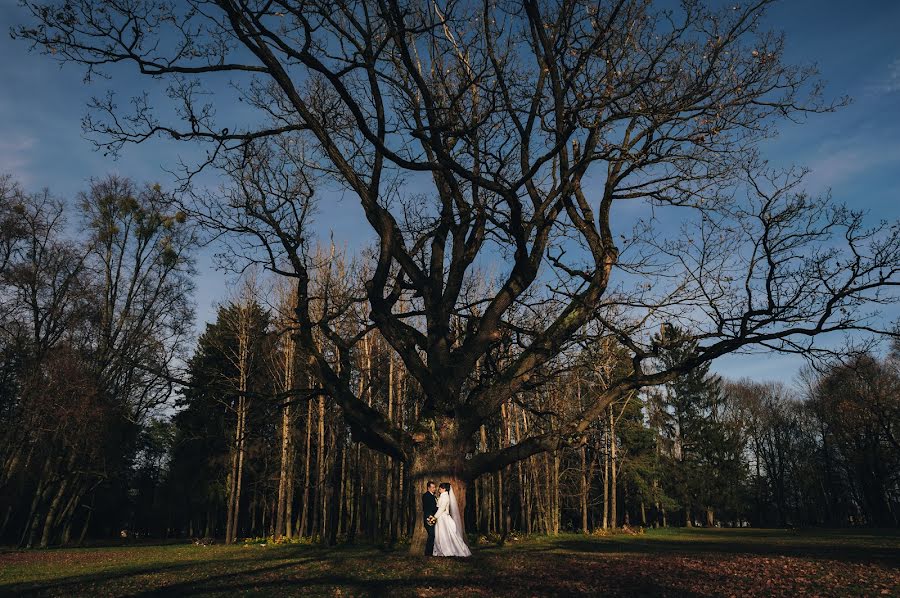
[
  {"xmin": 0, "ymin": 134, "xmax": 37, "ymax": 186},
  {"xmin": 865, "ymin": 57, "xmax": 900, "ymax": 95},
  {"xmin": 800, "ymin": 116, "xmax": 900, "ymax": 193},
  {"xmin": 804, "ymin": 145, "xmax": 900, "ymax": 191}
]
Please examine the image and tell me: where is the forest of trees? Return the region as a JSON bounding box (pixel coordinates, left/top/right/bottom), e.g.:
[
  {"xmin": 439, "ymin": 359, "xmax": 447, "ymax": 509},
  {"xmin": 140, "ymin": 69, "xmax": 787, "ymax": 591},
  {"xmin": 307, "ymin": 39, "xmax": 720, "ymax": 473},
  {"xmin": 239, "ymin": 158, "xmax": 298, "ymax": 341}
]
[
  {"xmin": 0, "ymin": 175, "xmax": 194, "ymax": 547},
  {"xmin": 2, "ymin": 174, "xmax": 898, "ymax": 547},
  {"xmin": 110, "ymin": 277, "xmax": 900, "ymax": 541}
]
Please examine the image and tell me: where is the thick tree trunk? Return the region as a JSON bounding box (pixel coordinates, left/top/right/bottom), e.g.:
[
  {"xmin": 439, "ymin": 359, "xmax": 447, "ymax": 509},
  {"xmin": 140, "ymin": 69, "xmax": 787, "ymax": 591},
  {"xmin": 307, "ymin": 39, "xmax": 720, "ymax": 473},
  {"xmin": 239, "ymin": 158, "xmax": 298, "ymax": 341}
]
[{"xmin": 408, "ymin": 417, "xmax": 470, "ymax": 555}]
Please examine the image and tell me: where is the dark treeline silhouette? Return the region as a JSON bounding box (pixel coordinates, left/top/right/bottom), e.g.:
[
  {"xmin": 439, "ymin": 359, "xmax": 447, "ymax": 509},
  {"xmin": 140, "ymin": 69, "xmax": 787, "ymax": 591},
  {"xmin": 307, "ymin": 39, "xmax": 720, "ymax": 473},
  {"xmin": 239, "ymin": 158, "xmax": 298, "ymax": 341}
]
[
  {"xmin": 128, "ymin": 322, "xmax": 900, "ymax": 540},
  {"xmin": 157, "ymin": 299, "xmax": 900, "ymax": 544},
  {"xmin": 0, "ymin": 175, "xmax": 194, "ymax": 547}
]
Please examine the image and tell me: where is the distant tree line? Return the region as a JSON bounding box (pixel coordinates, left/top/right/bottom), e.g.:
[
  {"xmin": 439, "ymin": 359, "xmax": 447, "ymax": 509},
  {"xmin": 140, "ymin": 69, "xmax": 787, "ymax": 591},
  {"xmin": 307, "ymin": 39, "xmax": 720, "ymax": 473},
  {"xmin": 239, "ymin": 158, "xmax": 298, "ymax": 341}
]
[
  {"xmin": 154, "ymin": 291, "xmax": 898, "ymax": 544},
  {"xmin": 0, "ymin": 175, "xmax": 194, "ymax": 547},
  {"xmin": 140, "ymin": 283, "xmax": 900, "ymax": 545}
]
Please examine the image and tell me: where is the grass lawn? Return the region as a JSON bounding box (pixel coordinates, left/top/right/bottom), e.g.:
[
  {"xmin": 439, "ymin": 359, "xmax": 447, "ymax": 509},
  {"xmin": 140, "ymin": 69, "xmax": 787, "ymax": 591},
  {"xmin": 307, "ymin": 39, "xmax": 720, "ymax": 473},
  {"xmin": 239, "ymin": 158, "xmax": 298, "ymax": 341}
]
[{"xmin": 1, "ymin": 528, "xmax": 898, "ymax": 597}]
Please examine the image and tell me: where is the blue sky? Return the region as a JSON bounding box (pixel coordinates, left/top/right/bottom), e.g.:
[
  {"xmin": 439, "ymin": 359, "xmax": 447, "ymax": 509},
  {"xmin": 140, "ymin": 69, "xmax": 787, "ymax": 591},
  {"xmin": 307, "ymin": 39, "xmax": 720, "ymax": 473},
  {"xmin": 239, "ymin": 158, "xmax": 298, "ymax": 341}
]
[{"xmin": 2, "ymin": 1, "xmax": 899, "ymax": 385}]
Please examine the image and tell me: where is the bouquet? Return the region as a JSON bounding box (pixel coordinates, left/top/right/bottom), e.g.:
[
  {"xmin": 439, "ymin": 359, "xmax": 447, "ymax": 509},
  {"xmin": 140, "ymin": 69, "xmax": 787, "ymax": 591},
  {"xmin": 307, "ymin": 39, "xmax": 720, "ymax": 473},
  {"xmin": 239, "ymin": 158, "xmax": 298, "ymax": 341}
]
[{"xmin": 426, "ymin": 515, "xmax": 437, "ymax": 526}]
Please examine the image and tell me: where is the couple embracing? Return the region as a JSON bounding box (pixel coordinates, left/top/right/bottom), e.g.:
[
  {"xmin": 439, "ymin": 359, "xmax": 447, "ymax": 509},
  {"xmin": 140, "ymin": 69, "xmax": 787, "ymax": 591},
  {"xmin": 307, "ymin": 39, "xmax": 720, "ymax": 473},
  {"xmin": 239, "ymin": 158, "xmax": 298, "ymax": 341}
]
[{"xmin": 421, "ymin": 481, "xmax": 472, "ymax": 557}]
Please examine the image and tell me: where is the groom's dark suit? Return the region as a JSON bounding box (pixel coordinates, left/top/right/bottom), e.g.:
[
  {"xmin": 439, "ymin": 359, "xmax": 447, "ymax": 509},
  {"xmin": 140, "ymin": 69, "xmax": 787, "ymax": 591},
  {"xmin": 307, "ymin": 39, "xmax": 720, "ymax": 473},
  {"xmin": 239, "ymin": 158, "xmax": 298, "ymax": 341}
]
[{"xmin": 422, "ymin": 490, "xmax": 438, "ymax": 556}]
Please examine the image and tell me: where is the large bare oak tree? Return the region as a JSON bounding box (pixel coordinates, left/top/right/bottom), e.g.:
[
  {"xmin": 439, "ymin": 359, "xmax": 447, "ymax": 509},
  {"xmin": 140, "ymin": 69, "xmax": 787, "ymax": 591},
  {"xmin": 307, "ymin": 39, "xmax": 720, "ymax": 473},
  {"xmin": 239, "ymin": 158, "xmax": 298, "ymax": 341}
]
[{"xmin": 17, "ymin": 0, "xmax": 900, "ymax": 550}]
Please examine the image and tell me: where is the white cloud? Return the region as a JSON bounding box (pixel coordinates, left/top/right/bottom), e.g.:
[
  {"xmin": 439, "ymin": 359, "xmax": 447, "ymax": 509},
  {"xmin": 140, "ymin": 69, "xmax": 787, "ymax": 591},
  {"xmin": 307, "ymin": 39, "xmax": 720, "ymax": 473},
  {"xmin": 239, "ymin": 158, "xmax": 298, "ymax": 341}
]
[
  {"xmin": 0, "ymin": 134, "xmax": 37, "ymax": 186},
  {"xmin": 802, "ymin": 136, "xmax": 900, "ymax": 191},
  {"xmin": 866, "ymin": 57, "xmax": 900, "ymax": 95},
  {"xmin": 805, "ymin": 148, "xmax": 892, "ymax": 189}
]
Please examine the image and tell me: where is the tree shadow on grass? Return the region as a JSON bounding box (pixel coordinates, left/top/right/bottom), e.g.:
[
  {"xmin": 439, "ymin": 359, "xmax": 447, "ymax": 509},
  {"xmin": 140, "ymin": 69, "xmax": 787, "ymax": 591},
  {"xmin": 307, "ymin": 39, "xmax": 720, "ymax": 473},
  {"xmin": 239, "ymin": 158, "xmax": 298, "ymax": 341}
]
[
  {"xmin": 0, "ymin": 546, "xmax": 703, "ymax": 598},
  {"xmin": 4, "ymin": 533, "xmax": 898, "ymax": 597},
  {"xmin": 131, "ymin": 571, "xmax": 698, "ymax": 598},
  {"xmin": 543, "ymin": 531, "xmax": 900, "ymax": 567},
  {"xmin": 127, "ymin": 551, "xmax": 701, "ymax": 598},
  {"xmin": 0, "ymin": 552, "xmax": 319, "ymax": 597}
]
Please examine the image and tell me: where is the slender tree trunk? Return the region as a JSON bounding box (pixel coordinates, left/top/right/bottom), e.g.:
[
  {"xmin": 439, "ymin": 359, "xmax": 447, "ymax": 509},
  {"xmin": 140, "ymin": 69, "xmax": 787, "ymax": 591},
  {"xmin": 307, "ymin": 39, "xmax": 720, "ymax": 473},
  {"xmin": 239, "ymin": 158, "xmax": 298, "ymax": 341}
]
[
  {"xmin": 274, "ymin": 402, "xmax": 292, "ymax": 540},
  {"xmin": 225, "ymin": 436, "xmax": 238, "ymax": 542},
  {"xmin": 39, "ymin": 471, "xmax": 71, "ymax": 547},
  {"xmin": 602, "ymin": 428, "xmax": 609, "ymax": 530},
  {"xmin": 609, "ymin": 405, "xmax": 617, "ymax": 529},
  {"xmin": 299, "ymin": 398, "xmax": 313, "ymax": 537},
  {"xmin": 58, "ymin": 481, "xmax": 86, "ymax": 544},
  {"xmin": 225, "ymin": 295, "xmax": 254, "ymax": 544},
  {"xmin": 21, "ymin": 452, "xmax": 56, "ymax": 547},
  {"xmin": 478, "ymin": 425, "xmax": 491, "ymax": 534},
  {"xmin": 495, "ymin": 469, "xmax": 503, "ymax": 535},
  {"xmin": 521, "ymin": 408, "xmax": 533, "ymax": 535},
  {"xmin": 395, "ymin": 371, "xmax": 406, "ymax": 543},
  {"xmin": 338, "ymin": 441, "xmax": 348, "ymax": 536},
  {"xmin": 285, "ymin": 437, "xmax": 295, "ymax": 540},
  {"xmin": 77, "ymin": 495, "xmax": 93, "ymax": 546},
  {"xmin": 580, "ymin": 446, "xmax": 589, "ymax": 533},
  {"xmin": 275, "ymin": 332, "xmax": 295, "ymax": 541},
  {"xmin": 325, "ymin": 430, "xmax": 341, "ymax": 546},
  {"xmin": 349, "ymin": 443, "xmax": 360, "ymax": 541},
  {"xmin": 228, "ymin": 395, "xmax": 248, "ymax": 542},
  {"xmin": 551, "ymin": 454, "xmax": 560, "ymax": 534},
  {"xmin": 542, "ymin": 453, "xmax": 551, "ymax": 534},
  {"xmin": 315, "ymin": 394, "xmax": 326, "ymax": 539}
]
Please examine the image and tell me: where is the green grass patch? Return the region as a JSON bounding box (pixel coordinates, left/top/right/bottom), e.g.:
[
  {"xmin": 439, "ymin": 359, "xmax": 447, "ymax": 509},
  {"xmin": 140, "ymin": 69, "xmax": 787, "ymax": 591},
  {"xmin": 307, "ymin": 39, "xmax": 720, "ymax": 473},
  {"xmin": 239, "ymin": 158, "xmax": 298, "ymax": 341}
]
[{"xmin": 1, "ymin": 528, "xmax": 898, "ymax": 597}]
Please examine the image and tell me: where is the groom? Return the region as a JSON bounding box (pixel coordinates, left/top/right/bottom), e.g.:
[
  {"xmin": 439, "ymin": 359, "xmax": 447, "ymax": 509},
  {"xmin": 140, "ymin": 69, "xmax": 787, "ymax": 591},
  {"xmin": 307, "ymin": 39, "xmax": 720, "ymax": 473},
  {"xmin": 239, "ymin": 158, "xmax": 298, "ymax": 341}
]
[{"xmin": 421, "ymin": 481, "xmax": 437, "ymax": 556}]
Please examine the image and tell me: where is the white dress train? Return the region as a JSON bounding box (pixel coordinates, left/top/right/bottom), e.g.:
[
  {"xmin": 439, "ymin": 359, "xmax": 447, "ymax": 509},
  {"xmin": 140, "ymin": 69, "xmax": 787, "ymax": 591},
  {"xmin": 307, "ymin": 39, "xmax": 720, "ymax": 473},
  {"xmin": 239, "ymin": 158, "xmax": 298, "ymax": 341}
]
[{"xmin": 433, "ymin": 490, "xmax": 472, "ymax": 557}]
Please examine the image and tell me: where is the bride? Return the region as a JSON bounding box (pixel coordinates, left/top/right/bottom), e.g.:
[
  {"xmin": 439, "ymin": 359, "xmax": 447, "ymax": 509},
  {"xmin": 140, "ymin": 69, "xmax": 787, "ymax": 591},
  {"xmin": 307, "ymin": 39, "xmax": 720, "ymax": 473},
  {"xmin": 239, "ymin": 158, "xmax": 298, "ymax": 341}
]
[{"xmin": 433, "ymin": 482, "xmax": 472, "ymax": 557}]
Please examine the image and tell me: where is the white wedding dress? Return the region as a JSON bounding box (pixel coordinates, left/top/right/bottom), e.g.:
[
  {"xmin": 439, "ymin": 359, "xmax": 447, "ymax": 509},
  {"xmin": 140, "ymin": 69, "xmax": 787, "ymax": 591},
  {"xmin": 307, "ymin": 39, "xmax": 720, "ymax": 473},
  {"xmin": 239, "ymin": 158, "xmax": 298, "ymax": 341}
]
[{"xmin": 433, "ymin": 489, "xmax": 471, "ymax": 557}]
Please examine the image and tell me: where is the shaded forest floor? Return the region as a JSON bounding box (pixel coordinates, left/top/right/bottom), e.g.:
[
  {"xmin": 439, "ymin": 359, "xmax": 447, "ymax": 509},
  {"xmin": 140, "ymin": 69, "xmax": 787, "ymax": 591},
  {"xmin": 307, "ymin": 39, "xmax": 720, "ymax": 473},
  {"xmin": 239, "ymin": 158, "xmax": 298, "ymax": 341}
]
[{"xmin": 2, "ymin": 528, "xmax": 899, "ymax": 597}]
